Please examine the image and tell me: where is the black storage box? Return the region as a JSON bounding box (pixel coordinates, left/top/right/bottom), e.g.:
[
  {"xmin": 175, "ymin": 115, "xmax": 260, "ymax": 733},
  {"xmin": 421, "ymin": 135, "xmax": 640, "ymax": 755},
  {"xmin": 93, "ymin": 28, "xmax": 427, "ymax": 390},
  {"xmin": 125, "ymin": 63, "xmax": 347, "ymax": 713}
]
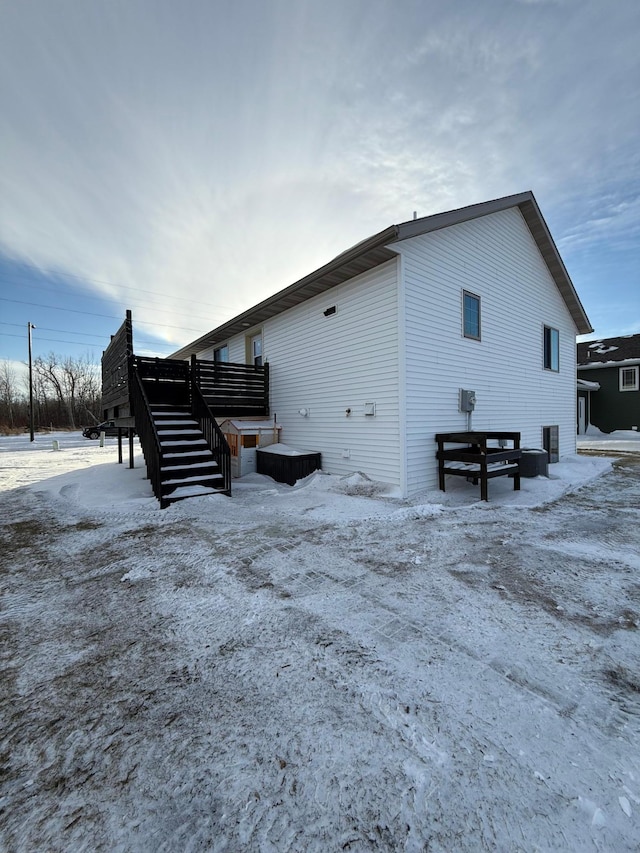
[{"xmin": 256, "ymin": 448, "xmax": 321, "ymax": 486}]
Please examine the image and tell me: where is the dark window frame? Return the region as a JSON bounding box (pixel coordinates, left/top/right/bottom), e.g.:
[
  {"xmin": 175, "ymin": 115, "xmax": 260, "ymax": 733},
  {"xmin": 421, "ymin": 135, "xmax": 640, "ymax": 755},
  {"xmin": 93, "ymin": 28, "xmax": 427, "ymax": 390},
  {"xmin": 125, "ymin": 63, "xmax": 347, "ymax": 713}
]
[
  {"xmin": 463, "ymin": 290, "xmax": 481, "ymax": 341},
  {"xmin": 542, "ymin": 425, "xmax": 559, "ymax": 463},
  {"xmin": 543, "ymin": 325, "xmax": 559, "ymax": 372}
]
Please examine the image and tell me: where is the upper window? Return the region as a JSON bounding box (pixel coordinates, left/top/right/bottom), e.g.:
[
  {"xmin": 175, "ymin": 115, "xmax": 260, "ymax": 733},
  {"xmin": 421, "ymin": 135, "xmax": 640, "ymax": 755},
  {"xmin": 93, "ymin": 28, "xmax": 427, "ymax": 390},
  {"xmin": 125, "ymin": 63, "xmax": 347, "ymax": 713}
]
[
  {"xmin": 620, "ymin": 366, "xmax": 639, "ymax": 392},
  {"xmin": 543, "ymin": 326, "xmax": 559, "ymax": 371},
  {"xmin": 250, "ymin": 333, "xmax": 262, "ymax": 367},
  {"xmin": 213, "ymin": 345, "xmax": 229, "ymax": 362},
  {"xmin": 463, "ymin": 291, "xmax": 481, "ymax": 340}
]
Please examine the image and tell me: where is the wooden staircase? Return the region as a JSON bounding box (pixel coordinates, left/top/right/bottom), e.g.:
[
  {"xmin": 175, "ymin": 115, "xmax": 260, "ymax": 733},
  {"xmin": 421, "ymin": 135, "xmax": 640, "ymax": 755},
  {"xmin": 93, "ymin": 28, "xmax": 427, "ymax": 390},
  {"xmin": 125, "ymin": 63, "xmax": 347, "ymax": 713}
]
[
  {"xmin": 151, "ymin": 404, "xmax": 227, "ymax": 506},
  {"xmin": 113, "ymin": 351, "xmax": 269, "ymax": 508}
]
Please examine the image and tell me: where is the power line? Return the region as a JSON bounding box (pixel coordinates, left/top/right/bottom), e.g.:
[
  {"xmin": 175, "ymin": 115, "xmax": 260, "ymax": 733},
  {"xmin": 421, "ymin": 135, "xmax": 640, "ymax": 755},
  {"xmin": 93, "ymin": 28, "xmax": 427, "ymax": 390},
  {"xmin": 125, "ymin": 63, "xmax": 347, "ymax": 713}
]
[
  {"xmin": 0, "ymin": 297, "xmax": 208, "ymax": 334},
  {"xmin": 0, "ymin": 321, "xmax": 178, "ymax": 348},
  {"xmin": 0, "ymin": 265, "xmax": 237, "ymax": 312},
  {"xmin": 0, "ymin": 279, "xmax": 227, "ymax": 325},
  {"xmin": 1, "ymin": 321, "xmax": 108, "ymax": 337},
  {"xmin": 0, "ymin": 332, "xmax": 175, "ymax": 351}
]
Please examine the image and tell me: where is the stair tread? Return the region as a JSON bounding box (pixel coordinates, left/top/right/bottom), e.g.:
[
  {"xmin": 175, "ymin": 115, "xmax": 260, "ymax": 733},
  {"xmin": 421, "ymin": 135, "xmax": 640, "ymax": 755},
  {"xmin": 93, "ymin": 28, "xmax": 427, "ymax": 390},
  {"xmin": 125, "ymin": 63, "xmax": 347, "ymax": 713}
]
[
  {"xmin": 160, "ymin": 439, "xmax": 208, "ymax": 447},
  {"xmin": 161, "ymin": 461, "xmax": 219, "ymax": 471},
  {"xmin": 163, "ymin": 473, "xmax": 224, "ymax": 486},
  {"xmin": 163, "ymin": 449, "xmax": 212, "ymax": 458},
  {"xmin": 165, "ymin": 484, "xmax": 226, "ymax": 500}
]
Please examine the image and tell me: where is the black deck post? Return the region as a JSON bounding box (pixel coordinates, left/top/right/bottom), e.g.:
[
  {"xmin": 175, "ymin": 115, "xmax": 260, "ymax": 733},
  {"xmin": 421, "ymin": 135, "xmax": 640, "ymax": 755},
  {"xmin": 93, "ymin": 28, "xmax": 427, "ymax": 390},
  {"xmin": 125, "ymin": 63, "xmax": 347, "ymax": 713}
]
[{"xmin": 129, "ymin": 428, "xmax": 135, "ymax": 469}]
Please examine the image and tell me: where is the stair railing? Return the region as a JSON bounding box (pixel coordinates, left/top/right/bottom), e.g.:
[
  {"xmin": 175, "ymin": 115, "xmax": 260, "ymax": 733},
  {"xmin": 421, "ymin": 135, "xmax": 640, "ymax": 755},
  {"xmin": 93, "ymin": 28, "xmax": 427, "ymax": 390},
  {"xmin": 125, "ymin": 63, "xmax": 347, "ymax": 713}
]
[
  {"xmin": 131, "ymin": 367, "xmax": 166, "ymax": 506},
  {"xmin": 190, "ymin": 373, "xmax": 232, "ymax": 497}
]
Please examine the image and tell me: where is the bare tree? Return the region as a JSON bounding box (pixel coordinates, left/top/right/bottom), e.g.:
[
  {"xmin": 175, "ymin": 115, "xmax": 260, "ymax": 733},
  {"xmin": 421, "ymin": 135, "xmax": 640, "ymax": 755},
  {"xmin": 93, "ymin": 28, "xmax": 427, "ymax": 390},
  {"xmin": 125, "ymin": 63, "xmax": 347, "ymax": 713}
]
[
  {"xmin": 0, "ymin": 360, "xmax": 19, "ymax": 428},
  {"xmin": 70, "ymin": 355, "xmax": 101, "ymax": 424},
  {"xmin": 34, "ymin": 353, "xmax": 66, "ymax": 425},
  {"xmin": 31, "ymin": 352, "xmax": 101, "ymax": 429}
]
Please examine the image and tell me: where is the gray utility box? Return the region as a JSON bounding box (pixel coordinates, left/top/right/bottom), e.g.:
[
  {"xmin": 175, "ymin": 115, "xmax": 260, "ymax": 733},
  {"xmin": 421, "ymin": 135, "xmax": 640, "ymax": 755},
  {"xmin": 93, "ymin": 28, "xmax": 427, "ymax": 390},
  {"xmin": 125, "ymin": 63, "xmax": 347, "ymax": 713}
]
[{"xmin": 519, "ymin": 448, "xmax": 549, "ymax": 478}]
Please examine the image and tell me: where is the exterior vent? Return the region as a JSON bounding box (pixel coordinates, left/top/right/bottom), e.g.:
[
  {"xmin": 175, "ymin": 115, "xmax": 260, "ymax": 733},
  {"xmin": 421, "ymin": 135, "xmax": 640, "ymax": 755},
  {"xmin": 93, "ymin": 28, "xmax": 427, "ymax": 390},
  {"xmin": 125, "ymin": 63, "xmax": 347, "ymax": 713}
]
[{"xmin": 323, "ymin": 306, "xmax": 337, "ymax": 317}]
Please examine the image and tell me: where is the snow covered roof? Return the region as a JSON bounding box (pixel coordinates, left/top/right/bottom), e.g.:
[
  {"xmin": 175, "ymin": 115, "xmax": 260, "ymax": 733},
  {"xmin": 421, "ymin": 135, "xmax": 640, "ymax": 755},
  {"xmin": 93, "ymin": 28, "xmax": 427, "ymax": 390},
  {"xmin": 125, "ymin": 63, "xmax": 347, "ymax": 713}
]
[
  {"xmin": 577, "ymin": 378, "xmax": 600, "ymax": 391},
  {"xmin": 220, "ymin": 418, "xmax": 281, "ymax": 432},
  {"xmin": 170, "ymin": 191, "xmax": 592, "ymax": 359},
  {"xmin": 577, "ymin": 333, "xmax": 640, "ymax": 367},
  {"xmin": 257, "ymin": 442, "xmax": 316, "ymax": 456}
]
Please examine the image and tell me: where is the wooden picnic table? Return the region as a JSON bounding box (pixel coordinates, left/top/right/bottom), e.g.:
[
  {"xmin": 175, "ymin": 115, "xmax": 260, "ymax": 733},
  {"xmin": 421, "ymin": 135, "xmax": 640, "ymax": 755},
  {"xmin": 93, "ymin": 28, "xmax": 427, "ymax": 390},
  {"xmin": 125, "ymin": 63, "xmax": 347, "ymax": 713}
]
[{"xmin": 435, "ymin": 431, "xmax": 522, "ymax": 501}]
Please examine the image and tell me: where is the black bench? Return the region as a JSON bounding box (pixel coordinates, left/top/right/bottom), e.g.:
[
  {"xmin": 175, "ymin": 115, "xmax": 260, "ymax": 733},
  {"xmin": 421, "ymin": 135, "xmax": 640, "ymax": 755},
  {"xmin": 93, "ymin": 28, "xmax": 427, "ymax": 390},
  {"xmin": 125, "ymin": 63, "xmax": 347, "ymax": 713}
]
[{"xmin": 435, "ymin": 431, "xmax": 522, "ymax": 501}]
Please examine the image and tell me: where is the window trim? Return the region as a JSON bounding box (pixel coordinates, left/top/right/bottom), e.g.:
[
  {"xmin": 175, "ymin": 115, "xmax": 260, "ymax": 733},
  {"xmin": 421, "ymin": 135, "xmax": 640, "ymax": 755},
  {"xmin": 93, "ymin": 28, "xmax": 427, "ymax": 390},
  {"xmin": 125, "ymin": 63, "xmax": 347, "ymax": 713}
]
[
  {"xmin": 619, "ymin": 365, "xmax": 639, "ymax": 392},
  {"xmin": 543, "ymin": 325, "xmax": 559, "ymax": 372},
  {"xmin": 246, "ymin": 331, "xmax": 263, "ymax": 367},
  {"xmin": 462, "ymin": 290, "xmax": 481, "ymax": 341}
]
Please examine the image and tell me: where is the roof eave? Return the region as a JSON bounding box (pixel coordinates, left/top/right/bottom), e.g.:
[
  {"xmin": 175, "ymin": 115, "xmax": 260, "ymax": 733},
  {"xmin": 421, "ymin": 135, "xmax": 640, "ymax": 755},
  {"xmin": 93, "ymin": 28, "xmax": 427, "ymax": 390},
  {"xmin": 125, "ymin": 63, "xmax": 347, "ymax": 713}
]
[{"xmin": 170, "ymin": 190, "xmax": 593, "ymax": 359}]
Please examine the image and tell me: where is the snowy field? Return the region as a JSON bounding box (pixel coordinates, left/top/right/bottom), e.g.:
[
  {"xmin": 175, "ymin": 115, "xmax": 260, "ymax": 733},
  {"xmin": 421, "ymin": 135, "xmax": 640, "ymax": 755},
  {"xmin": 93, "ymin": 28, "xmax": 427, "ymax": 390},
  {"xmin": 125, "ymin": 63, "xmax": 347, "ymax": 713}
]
[{"xmin": 1, "ymin": 431, "xmax": 640, "ymax": 851}]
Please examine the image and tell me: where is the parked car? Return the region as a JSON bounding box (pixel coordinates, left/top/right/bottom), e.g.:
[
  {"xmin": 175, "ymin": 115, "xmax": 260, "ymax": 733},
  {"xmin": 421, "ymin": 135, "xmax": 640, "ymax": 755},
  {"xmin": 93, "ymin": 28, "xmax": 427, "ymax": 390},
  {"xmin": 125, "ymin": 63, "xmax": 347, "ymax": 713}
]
[{"xmin": 82, "ymin": 421, "xmax": 135, "ymax": 440}]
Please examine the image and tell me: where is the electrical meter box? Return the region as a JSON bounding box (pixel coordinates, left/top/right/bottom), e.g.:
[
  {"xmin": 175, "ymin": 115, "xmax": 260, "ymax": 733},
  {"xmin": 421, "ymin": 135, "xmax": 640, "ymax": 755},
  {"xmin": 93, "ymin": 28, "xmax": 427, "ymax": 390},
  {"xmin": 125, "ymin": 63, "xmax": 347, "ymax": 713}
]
[{"xmin": 459, "ymin": 389, "xmax": 477, "ymax": 412}]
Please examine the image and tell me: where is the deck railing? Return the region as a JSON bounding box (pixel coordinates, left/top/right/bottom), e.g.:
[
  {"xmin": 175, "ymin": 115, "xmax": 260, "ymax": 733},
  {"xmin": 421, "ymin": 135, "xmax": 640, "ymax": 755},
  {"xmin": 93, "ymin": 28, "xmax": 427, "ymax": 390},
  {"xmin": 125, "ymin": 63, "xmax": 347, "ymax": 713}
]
[
  {"xmin": 191, "ymin": 356, "xmax": 269, "ymax": 417},
  {"xmin": 132, "ymin": 356, "xmax": 191, "ymax": 407},
  {"xmin": 131, "ymin": 369, "xmax": 165, "ymax": 506},
  {"xmin": 102, "ymin": 310, "xmax": 133, "ymax": 418},
  {"xmin": 190, "ymin": 378, "xmax": 232, "ymax": 496}
]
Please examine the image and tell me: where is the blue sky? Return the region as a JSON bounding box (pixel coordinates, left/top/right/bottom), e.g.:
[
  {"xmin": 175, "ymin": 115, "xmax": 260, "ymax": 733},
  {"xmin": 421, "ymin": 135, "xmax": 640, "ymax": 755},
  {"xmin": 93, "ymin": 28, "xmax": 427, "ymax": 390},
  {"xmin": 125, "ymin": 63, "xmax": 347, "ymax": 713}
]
[{"xmin": 1, "ymin": 0, "xmax": 638, "ymax": 378}]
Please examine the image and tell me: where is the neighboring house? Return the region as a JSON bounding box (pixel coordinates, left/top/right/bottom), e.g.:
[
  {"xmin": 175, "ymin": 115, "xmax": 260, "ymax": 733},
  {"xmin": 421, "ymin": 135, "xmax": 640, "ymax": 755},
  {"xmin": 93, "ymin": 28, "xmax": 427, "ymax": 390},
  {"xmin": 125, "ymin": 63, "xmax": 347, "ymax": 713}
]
[
  {"xmin": 577, "ymin": 334, "xmax": 640, "ymax": 433},
  {"xmin": 169, "ymin": 190, "xmax": 592, "ymax": 497},
  {"xmin": 576, "ymin": 377, "xmax": 601, "ymax": 435}
]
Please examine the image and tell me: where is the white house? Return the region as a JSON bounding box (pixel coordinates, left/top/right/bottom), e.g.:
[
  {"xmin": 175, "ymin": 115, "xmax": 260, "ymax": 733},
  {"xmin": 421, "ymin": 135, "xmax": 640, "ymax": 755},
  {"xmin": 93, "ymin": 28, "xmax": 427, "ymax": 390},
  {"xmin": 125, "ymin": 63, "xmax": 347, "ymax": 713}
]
[{"xmin": 171, "ymin": 191, "xmax": 592, "ymax": 497}]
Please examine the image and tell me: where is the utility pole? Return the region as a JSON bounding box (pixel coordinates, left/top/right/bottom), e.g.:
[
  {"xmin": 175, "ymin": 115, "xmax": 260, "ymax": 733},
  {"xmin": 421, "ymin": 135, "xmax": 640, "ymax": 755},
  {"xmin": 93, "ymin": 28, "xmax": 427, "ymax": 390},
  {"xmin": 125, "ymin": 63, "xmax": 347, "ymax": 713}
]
[{"xmin": 28, "ymin": 322, "xmax": 36, "ymax": 442}]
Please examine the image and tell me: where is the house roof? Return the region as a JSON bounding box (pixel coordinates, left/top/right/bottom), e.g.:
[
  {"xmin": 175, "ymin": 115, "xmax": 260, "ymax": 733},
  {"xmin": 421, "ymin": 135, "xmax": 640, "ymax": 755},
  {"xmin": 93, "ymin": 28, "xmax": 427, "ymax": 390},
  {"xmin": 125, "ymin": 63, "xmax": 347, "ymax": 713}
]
[
  {"xmin": 170, "ymin": 190, "xmax": 592, "ymax": 359},
  {"xmin": 577, "ymin": 333, "xmax": 640, "ymax": 367}
]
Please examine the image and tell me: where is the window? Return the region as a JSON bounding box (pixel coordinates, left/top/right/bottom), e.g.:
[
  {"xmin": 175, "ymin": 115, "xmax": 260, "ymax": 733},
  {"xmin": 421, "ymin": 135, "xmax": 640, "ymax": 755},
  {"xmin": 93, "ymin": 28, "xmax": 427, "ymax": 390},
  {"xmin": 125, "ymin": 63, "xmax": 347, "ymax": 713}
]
[
  {"xmin": 250, "ymin": 333, "xmax": 262, "ymax": 367},
  {"xmin": 620, "ymin": 366, "xmax": 639, "ymax": 391},
  {"xmin": 542, "ymin": 425, "xmax": 559, "ymax": 463},
  {"xmin": 463, "ymin": 291, "xmax": 481, "ymax": 340},
  {"xmin": 543, "ymin": 326, "xmax": 559, "ymax": 371},
  {"xmin": 213, "ymin": 345, "xmax": 229, "ymax": 362}
]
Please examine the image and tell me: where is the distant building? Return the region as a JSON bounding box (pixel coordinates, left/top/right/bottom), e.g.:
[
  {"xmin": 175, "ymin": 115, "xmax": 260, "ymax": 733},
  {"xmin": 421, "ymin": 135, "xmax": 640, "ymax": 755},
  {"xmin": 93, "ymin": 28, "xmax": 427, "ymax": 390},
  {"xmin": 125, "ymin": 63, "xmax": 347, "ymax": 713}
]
[{"xmin": 577, "ymin": 334, "xmax": 640, "ymax": 433}]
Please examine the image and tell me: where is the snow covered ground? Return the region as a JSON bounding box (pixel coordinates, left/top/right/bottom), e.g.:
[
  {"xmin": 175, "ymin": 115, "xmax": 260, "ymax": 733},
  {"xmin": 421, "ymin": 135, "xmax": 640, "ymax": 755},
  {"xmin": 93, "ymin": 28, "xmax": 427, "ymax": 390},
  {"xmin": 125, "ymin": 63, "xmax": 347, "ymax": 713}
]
[
  {"xmin": 1, "ymin": 431, "xmax": 640, "ymax": 851},
  {"xmin": 578, "ymin": 426, "xmax": 640, "ymax": 454}
]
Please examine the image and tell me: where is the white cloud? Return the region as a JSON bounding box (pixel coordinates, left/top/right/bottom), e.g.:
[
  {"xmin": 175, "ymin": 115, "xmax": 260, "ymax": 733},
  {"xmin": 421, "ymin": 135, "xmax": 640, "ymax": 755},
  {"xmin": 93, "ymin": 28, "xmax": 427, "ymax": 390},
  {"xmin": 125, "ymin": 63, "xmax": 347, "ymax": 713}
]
[{"xmin": 0, "ymin": 0, "xmax": 638, "ymax": 347}]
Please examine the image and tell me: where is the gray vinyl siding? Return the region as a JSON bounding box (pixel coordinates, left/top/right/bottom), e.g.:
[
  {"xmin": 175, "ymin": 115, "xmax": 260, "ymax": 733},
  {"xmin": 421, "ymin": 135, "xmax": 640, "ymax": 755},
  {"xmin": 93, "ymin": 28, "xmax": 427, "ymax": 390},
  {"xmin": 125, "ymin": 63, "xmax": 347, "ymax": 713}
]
[
  {"xmin": 396, "ymin": 207, "xmax": 578, "ymax": 494},
  {"xmin": 226, "ymin": 259, "xmax": 402, "ymax": 488},
  {"xmin": 195, "ymin": 347, "xmax": 214, "ymax": 360},
  {"xmin": 228, "ymin": 337, "xmax": 247, "ymax": 364}
]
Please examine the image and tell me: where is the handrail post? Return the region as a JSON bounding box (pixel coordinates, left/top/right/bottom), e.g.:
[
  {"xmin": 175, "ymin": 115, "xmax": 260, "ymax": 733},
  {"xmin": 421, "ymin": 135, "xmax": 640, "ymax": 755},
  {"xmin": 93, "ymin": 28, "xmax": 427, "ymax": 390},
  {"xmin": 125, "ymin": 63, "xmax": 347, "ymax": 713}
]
[{"xmin": 190, "ymin": 354, "xmax": 197, "ymax": 408}]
